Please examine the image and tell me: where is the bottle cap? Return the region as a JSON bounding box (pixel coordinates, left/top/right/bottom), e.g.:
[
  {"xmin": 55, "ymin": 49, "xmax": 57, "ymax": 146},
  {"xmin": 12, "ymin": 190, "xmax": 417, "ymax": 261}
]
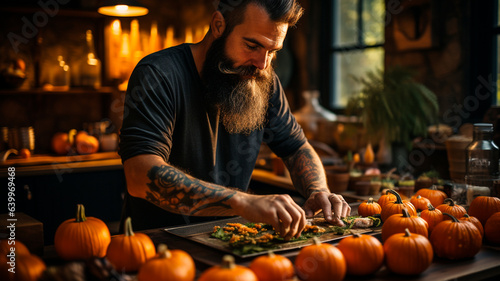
[{"xmin": 473, "ymin": 123, "xmax": 493, "ymax": 132}]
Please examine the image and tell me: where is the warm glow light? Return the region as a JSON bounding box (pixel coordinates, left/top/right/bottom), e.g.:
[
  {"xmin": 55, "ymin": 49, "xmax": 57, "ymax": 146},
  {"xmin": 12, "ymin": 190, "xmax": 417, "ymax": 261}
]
[{"xmin": 98, "ymin": 4, "xmax": 148, "ymax": 17}]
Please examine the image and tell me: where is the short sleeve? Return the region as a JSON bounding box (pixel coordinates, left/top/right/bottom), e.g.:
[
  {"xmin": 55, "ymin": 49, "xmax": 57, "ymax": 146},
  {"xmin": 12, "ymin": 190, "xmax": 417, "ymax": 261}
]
[
  {"xmin": 119, "ymin": 64, "xmax": 176, "ymax": 163},
  {"xmin": 264, "ymin": 75, "xmax": 307, "ymax": 158}
]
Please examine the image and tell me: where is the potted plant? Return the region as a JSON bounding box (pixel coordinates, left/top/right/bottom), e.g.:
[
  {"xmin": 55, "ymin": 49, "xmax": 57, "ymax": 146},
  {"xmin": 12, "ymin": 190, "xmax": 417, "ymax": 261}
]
[{"xmin": 346, "ymin": 66, "xmax": 439, "ymax": 166}]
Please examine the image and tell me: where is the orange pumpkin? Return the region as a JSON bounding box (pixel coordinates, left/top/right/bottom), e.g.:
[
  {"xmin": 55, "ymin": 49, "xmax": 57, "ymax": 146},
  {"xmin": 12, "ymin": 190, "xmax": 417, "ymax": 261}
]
[
  {"xmin": 468, "ymin": 196, "xmax": 500, "ymax": 226},
  {"xmin": 198, "ymin": 255, "xmax": 258, "ymax": 281},
  {"xmin": 107, "ymin": 217, "xmax": 156, "ymax": 272},
  {"xmin": 377, "ymin": 190, "xmax": 397, "ymax": 207},
  {"xmin": 430, "ymin": 213, "xmax": 482, "ymax": 259},
  {"xmin": 380, "ymin": 189, "xmax": 417, "ymax": 222},
  {"xmin": 415, "ymin": 186, "xmax": 447, "ymax": 207},
  {"xmin": 51, "ymin": 131, "xmax": 74, "ymax": 155},
  {"xmin": 484, "ymin": 212, "xmax": 500, "ymax": 245},
  {"xmin": 295, "ymin": 237, "xmax": 346, "ymax": 281},
  {"xmin": 384, "ymin": 228, "xmax": 433, "ymax": 275},
  {"xmin": 358, "ymin": 198, "xmax": 382, "ymax": 217},
  {"xmin": 75, "ymin": 131, "xmax": 99, "ymax": 155},
  {"xmin": 381, "ymin": 208, "xmax": 428, "ymax": 242},
  {"xmin": 0, "ymin": 252, "xmax": 46, "ymax": 281},
  {"xmin": 137, "ymin": 244, "xmax": 195, "ymax": 281},
  {"xmin": 0, "ymin": 239, "xmax": 30, "ymax": 257},
  {"xmin": 459, "ymin": 214, "xmax": 484, "ymax": 238},
  {"xmin": 54, "ymin": 204, "xmax": 111, "ymax": 260},
  {"xmin": 336, "ymin": 233, "xmax": 384, "ymax": 276},
  {"xmin": 249, "ymin": 251, "xmax": 295, "ymax": 281},
  {"xmin": 410, "ymin": 195, "xmax": 431, "ymax": 212},
  {"xmin": 420, "ymin": 203, "xmax": 443, "ymax": 234},
  {"xmin": 436, "ymin": 198, "xmax": 466, "ymax": 221}
]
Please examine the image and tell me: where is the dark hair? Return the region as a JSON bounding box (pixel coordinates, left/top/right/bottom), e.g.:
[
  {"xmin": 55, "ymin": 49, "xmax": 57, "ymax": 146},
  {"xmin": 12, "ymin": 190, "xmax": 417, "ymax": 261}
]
[{"xmin": 217, "ymin": 0, "xmax": 304, "ymax": 34}]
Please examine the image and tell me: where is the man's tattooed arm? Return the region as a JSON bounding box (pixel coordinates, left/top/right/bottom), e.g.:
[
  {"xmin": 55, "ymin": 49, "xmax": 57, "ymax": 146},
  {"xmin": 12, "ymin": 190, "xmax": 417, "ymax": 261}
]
[
  {"xmin": 145, "ymin": 164, "xmax": 237, "ymax": 216},
  {"xmin": 282, "ymin": 142, "xmax": 329, "ymax": 197}
]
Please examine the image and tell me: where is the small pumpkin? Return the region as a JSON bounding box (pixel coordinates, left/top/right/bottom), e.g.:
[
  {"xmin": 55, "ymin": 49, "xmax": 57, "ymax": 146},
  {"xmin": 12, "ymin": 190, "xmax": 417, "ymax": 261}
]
[
  {"xmin": 380, "ymin": 189, "xmax": 417, "ymax": 222},
  {"xmin": 54, "ymin": 204, "xmax": 111, "ymax": 260},
  {"xmin": 0, "ymin": 252, "xmax": 46, "ymax": 281},
  {"xmin": 430, "ymin": 213, "xmax": 482, "ymax": 259},
  {"xmin": 459, "ymin": 214, "xmax": 484, "ymax": 238},
  {"xmin": 137, "ymin": 244, "xmax": 195, "ymax": 281},
  {"xmin": 336, "ymin": 233, "xmax": 384, "ymax": 276},
  {"xmin": 381, "ymin": 208, "xmax": 428, "ymax": 242},
  {"xmin": 383, "ymin": 228, "xmax": 433, "ymax": 275},
  {"xmin": 75, "ymin": 131, "xmax": 99, "ymax": 155},
  {"xmin": 357, "ymin": 198, "xmax": 382, "ymax": 217},
  {"xmin": 0, "ymin": 239, "xmax": 30, "ymax": 257},
  {"xmin": 484, "ymin": 212, "xmax": 500, "ymax": 245},
  {"xmin": 436, "ymin": 198, "xmax": 466, "ymax": 221},
  {"xmin": 420, "ymin": 203, "xmax": 443, "ymax": 234},
  {"xmin": 410, "ymin": 195, "xmax": 431, "ymax": 212},
  {"xmin": 198, "ymin": 255, "xmax": 258, "ymax": 281},
  {"xmin": 51, "ymin": 130, "xmax": 76, "ymax": 155},
  {"xmin": 295, "ymin": 237, "xmax": 346, "ymax": 281},
  {"xmin": 249, "ymin": 251, "xmax": 295, "ymax": 281},
  {"xmin": 468, "ymin": 196, "xmax": 500, "ymax": 226},
  {"xmin": 107, "ymin": 217, "xmax": 156, "ymax": 272},
  {"xmin": 415, "ymin": 186, "xmax": 447, "ymax": 207},
  {"xmin": 377, "ymin": 190, "xmax": 397, "ymax": 207}
]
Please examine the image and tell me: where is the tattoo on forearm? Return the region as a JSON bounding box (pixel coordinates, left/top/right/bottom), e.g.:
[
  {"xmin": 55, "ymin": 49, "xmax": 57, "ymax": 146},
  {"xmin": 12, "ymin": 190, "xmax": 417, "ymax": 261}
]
[
  {"xmin": 145, "ymin": 165, "xmax": 236, "ymax": 216},
  {"xmin": 284, "ymin": 147, "xmax": 327, "ymax": 196}
]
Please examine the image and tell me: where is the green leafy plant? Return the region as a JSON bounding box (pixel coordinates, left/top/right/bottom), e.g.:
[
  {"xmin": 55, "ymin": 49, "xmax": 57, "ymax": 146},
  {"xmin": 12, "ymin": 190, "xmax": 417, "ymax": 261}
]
[{"xmin": 346, "ymin": 66, "xmax": 439, "ymax": 148}]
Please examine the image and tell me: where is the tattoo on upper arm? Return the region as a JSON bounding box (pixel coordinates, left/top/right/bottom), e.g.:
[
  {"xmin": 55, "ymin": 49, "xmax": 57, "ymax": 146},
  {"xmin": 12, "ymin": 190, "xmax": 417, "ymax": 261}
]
[
  {"xmin": 145, "ymin": 165, "xmax": 236, "ymax": 216},
  {"xmin": 284, "ymin": 148, "xmax": 325, "ymax": 196}
]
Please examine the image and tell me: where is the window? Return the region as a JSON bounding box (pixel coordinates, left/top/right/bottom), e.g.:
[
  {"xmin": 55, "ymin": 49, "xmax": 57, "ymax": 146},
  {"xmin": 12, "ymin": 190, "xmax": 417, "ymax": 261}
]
[{"xmin": 327, "ymin": 0, "xmax": 385, "ymax": 108}]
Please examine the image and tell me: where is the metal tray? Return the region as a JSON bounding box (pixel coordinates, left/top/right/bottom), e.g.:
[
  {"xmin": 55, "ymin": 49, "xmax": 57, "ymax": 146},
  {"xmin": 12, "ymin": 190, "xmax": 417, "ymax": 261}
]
[{"xmin": 164, "ymin": 216, "xmax": 372, "ymax": 258}]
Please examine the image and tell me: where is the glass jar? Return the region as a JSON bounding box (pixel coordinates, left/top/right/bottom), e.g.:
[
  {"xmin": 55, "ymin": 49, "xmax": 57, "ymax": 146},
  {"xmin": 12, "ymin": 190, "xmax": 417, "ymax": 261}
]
[{"xmin": 465, "ymin": 123, "xmax": 500, "ymax": 204}]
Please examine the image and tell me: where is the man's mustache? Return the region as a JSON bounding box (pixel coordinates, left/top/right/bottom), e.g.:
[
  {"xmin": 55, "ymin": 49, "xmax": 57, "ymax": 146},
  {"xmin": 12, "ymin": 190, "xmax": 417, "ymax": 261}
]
[{"xmin": 217, "ymin": 62, "xmax": 266, "ymax": 78}]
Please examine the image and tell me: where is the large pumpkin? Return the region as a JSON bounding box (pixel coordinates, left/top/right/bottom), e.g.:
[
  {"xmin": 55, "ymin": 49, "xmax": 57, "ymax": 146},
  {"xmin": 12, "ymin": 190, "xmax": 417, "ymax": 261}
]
[
  {"xmin": 380, "ymin": 189, "xmax": 417, "ymax": 222},
  {"xmin": 137, "ymin": 244, "xmax": 195, "ymax": 281},
  {"xmin": 249, "ymin": 251, "xmax": 295, "ymax": 281},
  {"xmin": 484, "ymin": 212, "xmax": 500, "ymax": 245},
  {"xmin": 336, "ymin": 233, "xmax": 384, "ymax": 276},
  {"xmin": 381, "ymin": 208, "xmax": 428, "ymax": 242},
  {"xmin": 0, "ymin": 239, "xmax": 30, "ymax": 257},
  {"xmin": 0, "ymin": 252, "xmax": 46, "ymax": 281},
  {"xmin": 295, "ymin": 237, "xmax": 346, "ymax": 281},
  {"xmin": 436, "ymin": 198, "xmax": 466, "ymax": 220},
  {"xmin": 357, "ymin": 198, "xmax": 382, "ymax": 217},
  {"xmin": 198, "ymin": 255, "xmax": 258, "ymax": 281},
  {"xmin": 415, "ymin": 186, "xmax": 447, "ymax": 207},
  {"xmin": 410, "ymin": 195, "xmax": 431, "ymax": 212},
  {"xmin": 430, "ymin": 213, "xmax": 482, "ymax": 259},
  {"xmin": 420, "ymin": 203, "xmax": 443, "ymax": 234},
  {"xmin": 383, "ymin": 228, "xmax": 433, "ymax": 275},
  {"xmin": 54, "ymin": 204, "xmax": 111, "ymax": 260},
  {"xmin": 107, "ymin": 217, "xmax": 156, "ymax": 272},
  {"xmin": 468, "ymin": 196, "xmax": 500, "ymax": 226}
]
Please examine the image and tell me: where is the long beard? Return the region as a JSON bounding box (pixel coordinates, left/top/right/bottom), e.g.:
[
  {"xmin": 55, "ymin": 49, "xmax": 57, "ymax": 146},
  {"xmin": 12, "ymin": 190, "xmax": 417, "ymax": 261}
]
[{"xmin": 201, "ymin": 36, "xmax": 273, "ymax": 135}]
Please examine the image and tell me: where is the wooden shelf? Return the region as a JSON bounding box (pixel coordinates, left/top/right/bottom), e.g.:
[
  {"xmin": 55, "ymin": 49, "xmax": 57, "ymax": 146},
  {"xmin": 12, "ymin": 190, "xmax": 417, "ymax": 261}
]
[
  {"xmin": 0, "ymin": 7, "xmax": 103, "ymax": 18},
  {"xmin": 0, "ymin": 86, "xmax": 118, "ymax": 95}
]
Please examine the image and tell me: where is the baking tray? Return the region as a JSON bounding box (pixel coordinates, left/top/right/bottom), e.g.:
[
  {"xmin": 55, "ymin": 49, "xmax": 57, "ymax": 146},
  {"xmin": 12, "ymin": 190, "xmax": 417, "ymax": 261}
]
[{"xmin": 164, "ymin": 216, "xmax": 372, "ymax": 258}]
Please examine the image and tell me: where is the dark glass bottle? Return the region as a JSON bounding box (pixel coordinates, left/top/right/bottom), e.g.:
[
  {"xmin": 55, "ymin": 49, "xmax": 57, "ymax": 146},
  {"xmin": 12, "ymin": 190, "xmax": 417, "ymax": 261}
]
[{"xmin": 465, "ymin": 123, "xmax": 500, "ymax": 203}]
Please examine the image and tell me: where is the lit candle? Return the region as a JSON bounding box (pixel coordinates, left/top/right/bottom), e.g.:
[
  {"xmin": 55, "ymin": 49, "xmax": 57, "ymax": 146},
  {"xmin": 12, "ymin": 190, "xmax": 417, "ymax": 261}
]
[
  {"xmin": 149, "ymin": 21, "xmax": 159, "ymax": 53},
  {"xmin": 130, "ymin": 19, "xmax": 143, "ymax": 65},
  {"xmin": 164, "ymin": 25, "xmax": 174, "ymax": 48},
  {"xmin": 184, "ymin": 27, "xmax": 193, "ymax": 44},
  {"xmin": 106, "ymin": 19, "xmax": 122, "ymax": 79}
]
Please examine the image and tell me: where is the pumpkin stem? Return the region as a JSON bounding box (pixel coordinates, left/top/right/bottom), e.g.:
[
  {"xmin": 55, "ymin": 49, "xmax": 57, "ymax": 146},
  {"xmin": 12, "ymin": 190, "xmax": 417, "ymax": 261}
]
[
  {"xmin": 444, "ymin": 198, "xmax": 455, "ymax": 206},
  {"xmin": 416, "ymin": 195, "xmax": 422, "ymax": 199},
  {"xmin": 427, "ymin": 203, "xmax": 435, "ymax": 211},
  {"xmin": 442, "ymin": 212, "xmax": 459, "ymax": 222},
  {"xmin": 124, "ymin": 217, "xmax": 135, "ymax": 236},
  {"xmin": 75, "ymin": 204, "xmax": 87, "ymax": 222},
  {"xmin": 157, "ymin": 244, "xmax": 172, "ymax": 259},
  {"xmin": 401, "ymin": 207, "xmax": 411, "ymax": 217},
  {"xmin": 267, "ymin": 250, "xmax": 276, "ymax": 258},
  {"xmin": 367, "ymin": 198, "xmax": 374, "ymax": 204},
  {"xmin": 312, "ymin": 236, "xmax": 322, "ymax": 245},
  {"xmin": 464, "ymin": 213, "xmax": 470, "ymax": 219},
  {"xmin": 352, "ymin": 233, "xmax": 361, "ymax": 238},
  {"xmin": 404, "ymin": 228, "xmax": 411, "ymax": 237},
  {"xmin": 221, "ymin": 255, "xmax": 236, "ymax": 270},
  {"xmin": 387, "ymin": 189, "xmax": 403, "ymax": 204}
]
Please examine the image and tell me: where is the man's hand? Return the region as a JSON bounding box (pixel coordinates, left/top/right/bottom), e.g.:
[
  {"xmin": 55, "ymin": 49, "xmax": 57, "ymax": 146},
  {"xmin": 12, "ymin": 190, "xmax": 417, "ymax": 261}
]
[
  {"xmin": 303, "ymin": 191, "xmax": 351, "ymax": 226},
  {"xmin": 230, "ymin": 192, "xmax": 307, "ymax": 241}
]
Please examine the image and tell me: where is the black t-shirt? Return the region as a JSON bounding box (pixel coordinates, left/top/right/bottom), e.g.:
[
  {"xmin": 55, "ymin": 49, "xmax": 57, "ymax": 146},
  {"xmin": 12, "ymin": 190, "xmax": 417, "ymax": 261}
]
[{"xmin": 119, "ymin": 44, "xmax": 306, "ymax": 229}]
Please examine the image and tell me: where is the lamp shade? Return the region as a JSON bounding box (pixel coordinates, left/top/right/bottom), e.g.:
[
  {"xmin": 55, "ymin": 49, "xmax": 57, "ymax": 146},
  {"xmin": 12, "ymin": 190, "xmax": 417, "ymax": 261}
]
[{"xmin": 98, "ymin": 0, "xmax": 149, "ymax": 17}]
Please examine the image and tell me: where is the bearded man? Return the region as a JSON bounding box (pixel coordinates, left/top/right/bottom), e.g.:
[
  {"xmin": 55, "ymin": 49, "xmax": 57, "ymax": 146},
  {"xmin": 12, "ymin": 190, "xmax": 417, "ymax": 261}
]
[{"xmin": 119, "ymin": 0, "xmax": 350, "ymax": 240}]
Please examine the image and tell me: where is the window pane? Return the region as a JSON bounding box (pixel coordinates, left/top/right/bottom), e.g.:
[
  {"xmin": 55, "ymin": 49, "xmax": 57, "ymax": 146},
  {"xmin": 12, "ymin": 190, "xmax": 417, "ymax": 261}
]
[
  {"xmin": 362, "ymin": 0, "xmax": 385, "ymax": 45},
  {"xmin": 330, "ymin": 47, "xmax": 384, "ymax": 108},
  {"xmin": 333, "ymin": 0, "xmax": 359, "ymax": 47}
]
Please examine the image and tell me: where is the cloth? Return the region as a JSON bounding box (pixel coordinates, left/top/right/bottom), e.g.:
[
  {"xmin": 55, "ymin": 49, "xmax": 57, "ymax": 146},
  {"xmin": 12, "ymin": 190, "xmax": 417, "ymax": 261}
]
[{"xmin": 119, "ymin": 43, "xmax": 306, "ymax": 230}]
